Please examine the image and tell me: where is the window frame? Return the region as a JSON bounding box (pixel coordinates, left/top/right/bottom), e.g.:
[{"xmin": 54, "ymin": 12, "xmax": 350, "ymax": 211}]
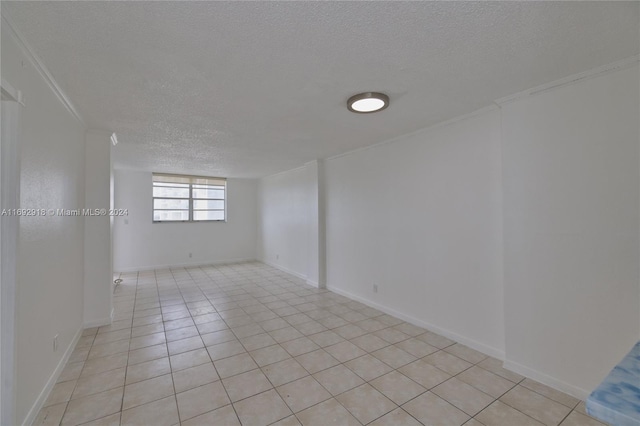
[{"xmin": 152, "ymin": 173, "xmax": 227, "ymax": 223}]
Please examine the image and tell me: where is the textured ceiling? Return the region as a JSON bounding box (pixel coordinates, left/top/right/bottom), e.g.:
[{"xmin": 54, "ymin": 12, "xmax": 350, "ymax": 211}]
[{"xmin": 3, "ymin": 1, "xmax": 639, "ymax": 178}]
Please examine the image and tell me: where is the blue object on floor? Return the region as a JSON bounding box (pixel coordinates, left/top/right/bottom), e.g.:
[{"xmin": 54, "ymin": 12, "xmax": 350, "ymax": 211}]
[{"xmin": 586, "ymin": 341, "xmax": 640, "ymax": 426}]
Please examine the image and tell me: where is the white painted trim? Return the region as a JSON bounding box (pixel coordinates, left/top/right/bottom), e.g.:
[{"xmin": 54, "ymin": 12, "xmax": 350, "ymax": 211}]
[
  {"xmin": 305, "ymin": 279, "xmax": 319, "ymax": 288},
  {"xmin": 316, "ymin": 158, "xmax": 327, "ymax": 290},
  {"xmin": 1, "ymin": 11, "xmax": 86, "ymax": 127},
  {"xmin": 86, "ymin": 129, "xmax": 113, "ymax": 137},
  {"xmin": 262, "ymin": 104, "xmax": 499, "ymax": 177},
  {"xmin": 83, "ymin": 317, "xmax": 112, "ymax": 329},
  {"xmin": 0, "ymin": 78, "xmax": 23, "ymax": 106},
  {"xmin": 261, "ymin": 160, "xmax": 320, "ymax": 181},
  {"xmin": 261, "ymin": 163, "xmax": 310, "ymax": 181},
  {"xmin": 326, "ymin": 105, "xmax": 500, "ymax": 163},
  {"xmin": 115, "ymin": 257, "xmax": 257, "ymax": 273},
  {"xmin": 21, "ymin": 326, "xmax": 83, "ymax": 426},
  {"xmin": 495, "ymin": 55, "xmax": 639, "ymax": 105},
  {"xmin": 261, "ymin": 56, "xmax": 640, "ymax": 179},
  {"xmin": 261, "ymin": 260, "xmax": 308, "ymax": 282},
  {"xmin": 326, "ymin": 284, "xmax": 506, "ymax": 360},
  {"xmin": 1, "ymin": 91, "xmax": 22, "ymax": 426},
  {"xmin": 503, "ymin": 359, "xmax": 590, "ymax": 400}
]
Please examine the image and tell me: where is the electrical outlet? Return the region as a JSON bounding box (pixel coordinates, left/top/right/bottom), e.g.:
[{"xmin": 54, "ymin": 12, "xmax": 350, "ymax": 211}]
[
  {"xmin": 189, "ymin": 252, "xmax": 192, "ymax": 258},
  {"xmin": 373, "ymin": 284, "xmax": 378, "ymax": 293},
  {"xmin": 53, "ymin": 334, "xmax": 59, "ymax": 352}
]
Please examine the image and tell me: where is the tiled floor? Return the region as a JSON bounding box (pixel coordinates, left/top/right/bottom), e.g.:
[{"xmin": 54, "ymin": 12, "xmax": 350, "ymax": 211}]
[{"xmin": 35, "ymin": 262, "xmax": 607, "ymax": 426}]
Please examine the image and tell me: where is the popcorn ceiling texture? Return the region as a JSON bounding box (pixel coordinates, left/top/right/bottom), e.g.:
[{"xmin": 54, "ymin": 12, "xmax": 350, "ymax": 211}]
[{"xmin": 4, "ymin": 1, "xmax": 639, "ymax": 178}]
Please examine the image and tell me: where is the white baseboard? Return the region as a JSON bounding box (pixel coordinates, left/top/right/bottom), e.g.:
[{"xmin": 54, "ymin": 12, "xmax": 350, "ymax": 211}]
[
  {"xmin": 22, "ymin": 326, "xmax": 83, "ymax": 426},
  {"xmin": 83, "ymin": 316, "xmax": 112, "ymax": 329},
  {"xmin": 326, "ymin": 284, "xmax": 506, "ymax": 360},
  {"xmin": 261, "ymin": 260, "xmax": 308, "ymax": 282},
  {"xmin": 254, "ymin": 260, "xmax": 321, "ymax": 288},
  {"xmin": 115, "ymin": 257, "xmax": 257, "ymax": 273},
  {"xmin": 503, "ymin": 359, "xmax": 590, "ymax": 400},
  {"xmin": 305, "ymin": 279, "xmax": 319, "ymax": 288}
]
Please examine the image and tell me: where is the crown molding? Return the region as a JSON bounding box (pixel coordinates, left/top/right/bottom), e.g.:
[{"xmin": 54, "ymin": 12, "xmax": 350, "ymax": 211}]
[
  {"xmin": 326, "ymin": 104, "xmax": 499, "ymax": 162},
  {"xmin": 0, "ymin": 78, "xmax": 23, "ymax": 105},
  {"xmin": 85, "ymin": 129, "xmax": 117, "ymax": 146},
  {"xmin": 324, "ymin": 55, "xmax": 639, "ymax": 165},
  {"xmin": 495, "ymin": 55, "xmax": 639, "ymax": 106},
  {"xmin": 261, "ymin": 162, "xmax": 312, "ymax": 180},
  {"xmin": 1, "ymin": 11, "xmax": 86, "ymax": 127}
]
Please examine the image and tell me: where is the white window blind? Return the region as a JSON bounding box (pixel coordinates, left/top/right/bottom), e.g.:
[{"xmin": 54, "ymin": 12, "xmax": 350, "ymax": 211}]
[{"xmin": 152, "ymin": 173, "xmax": 226, "ymax": 222}]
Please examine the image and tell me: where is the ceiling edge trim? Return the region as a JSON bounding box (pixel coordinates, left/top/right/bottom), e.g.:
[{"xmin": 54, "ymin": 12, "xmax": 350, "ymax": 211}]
[
  {"xmin": 1, "ymin": 78, "xmax": 23, "ymax": 105},
  {"xmin": 85, "ymin": 129, "xmax": 117, "ymax": 145},
  {"xmin": 86, "ymin": 129, "xmax": 114, "ymax": 137},
  {"xmin": 1, "ymin": 11, "xmax": 87, "ymax": 128},
  {"xmin": 260, "ymin": 163, "xmax": 311, "ymax": 181},
  {"xmin": 324, "ymin": 54, "xmax": 640, "ymax": 166},
  {"xmin": 495, "ymin": 54, "xmax": 640, "ymax": 106},
  {"xmin": 325, "ymin": 104, "xmax": 500, "ymax": 163}
]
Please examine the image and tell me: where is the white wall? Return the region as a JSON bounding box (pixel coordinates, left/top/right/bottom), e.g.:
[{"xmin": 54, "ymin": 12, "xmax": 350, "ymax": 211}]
[
  {"xmin": 258, "ymin": 161, "xmax": 323, "ymax": 286},
  {"xmin": 257, "ymin": 61, "xmax": 640, "ymax": 399},
  {"xmin": 84, "ymin": 131, "xmax": 113, "ymax": 327},
  {"xmin": 2, "ymin": 23, "xmax": 87, "ymax": 425},
  {"xmin": 501, "ymin": 64, "xmax": 640, "ymax": 397},
  {"xmin": 324, "ymin": 110, "xmax": 506, "ymax": 357},
  {"xmin": 113, "ymin": 169, "xmax": 258, "ymax": 271}
]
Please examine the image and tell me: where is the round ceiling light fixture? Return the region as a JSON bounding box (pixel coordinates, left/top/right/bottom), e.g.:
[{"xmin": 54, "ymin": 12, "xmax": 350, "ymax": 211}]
[{"xmin": 347, "ymin": 92, "xmax": 389, "ymax": 113}]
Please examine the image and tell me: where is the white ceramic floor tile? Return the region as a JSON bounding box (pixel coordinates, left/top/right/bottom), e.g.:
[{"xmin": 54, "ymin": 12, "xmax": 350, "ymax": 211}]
[{"xmin": 43, "ymin": 262, "xmax": 584, "ymax": 426}]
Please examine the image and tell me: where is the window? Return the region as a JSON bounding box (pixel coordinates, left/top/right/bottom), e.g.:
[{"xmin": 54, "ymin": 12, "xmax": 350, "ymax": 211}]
[{"xmin": 152, "ymin": 173, "xmax": 226, "ymax": 222}]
